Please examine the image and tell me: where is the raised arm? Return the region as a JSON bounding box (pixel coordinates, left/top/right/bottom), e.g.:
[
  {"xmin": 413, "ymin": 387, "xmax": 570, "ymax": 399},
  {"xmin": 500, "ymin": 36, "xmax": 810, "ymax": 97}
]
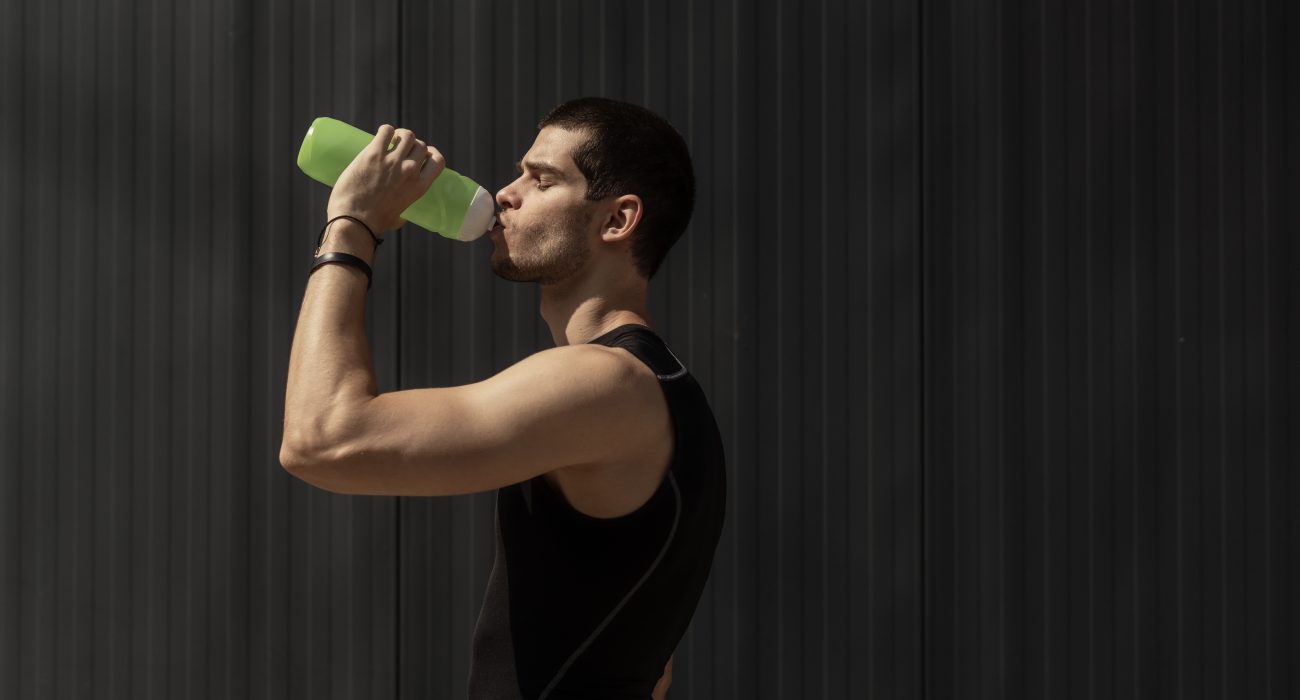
[{"xmin": 280, "ymin": 343, "xmax": 652, "ymax": 496}]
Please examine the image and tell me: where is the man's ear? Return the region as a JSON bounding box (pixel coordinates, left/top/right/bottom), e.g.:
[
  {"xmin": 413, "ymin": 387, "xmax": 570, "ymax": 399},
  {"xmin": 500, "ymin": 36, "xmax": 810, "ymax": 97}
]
[{"xmin": 600, "ymin": 195, "xmax": 643, "ymax": 243}]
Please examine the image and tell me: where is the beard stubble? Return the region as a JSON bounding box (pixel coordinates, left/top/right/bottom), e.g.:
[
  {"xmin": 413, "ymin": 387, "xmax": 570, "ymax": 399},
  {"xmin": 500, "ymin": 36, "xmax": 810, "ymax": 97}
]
[{"xmin": 490, "ymin": 203, "xmax": 595, "ymax": 286}]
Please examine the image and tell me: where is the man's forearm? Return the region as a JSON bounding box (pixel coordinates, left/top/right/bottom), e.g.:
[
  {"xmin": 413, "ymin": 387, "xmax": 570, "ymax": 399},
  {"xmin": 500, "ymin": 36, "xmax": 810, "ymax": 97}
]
[{"xmin": 282, "ymin": 219, "xmax": 381, "ymax": 460}]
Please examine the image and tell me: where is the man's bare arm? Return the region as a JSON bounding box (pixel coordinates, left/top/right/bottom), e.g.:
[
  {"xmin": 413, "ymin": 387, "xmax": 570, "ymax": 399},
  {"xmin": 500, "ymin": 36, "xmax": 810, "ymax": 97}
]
[
  {"xmin": 280, "ymin": 216, "xmax": 378, "ymax": 464},
  {"xmin": 652, "ymin": 655, "xmax": 673, "ymax": 700},
  {"xmin": 281, "ymin": 125, "xmax": 441, "ymax": 456},
  {"xmin": 281, "ymin": 343, "xmax": 654, "ymax": 497}
]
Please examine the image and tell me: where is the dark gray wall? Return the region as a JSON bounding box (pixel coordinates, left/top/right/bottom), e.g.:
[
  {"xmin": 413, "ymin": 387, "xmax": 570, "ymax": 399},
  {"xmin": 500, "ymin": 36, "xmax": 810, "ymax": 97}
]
[
  {"xmin": 923, "ymin": 1, "xmax": 1298, "ymax": 698},
  {"xmin": 0, "ymin": 0, "xmax": 1293, "ymax": 699}
]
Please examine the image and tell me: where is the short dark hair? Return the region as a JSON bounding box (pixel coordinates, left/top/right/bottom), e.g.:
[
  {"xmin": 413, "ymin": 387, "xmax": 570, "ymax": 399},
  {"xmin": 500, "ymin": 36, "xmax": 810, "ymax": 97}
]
[{"xmin": 538, "ymin": 97, "xmax": 695, "ymax": 280}]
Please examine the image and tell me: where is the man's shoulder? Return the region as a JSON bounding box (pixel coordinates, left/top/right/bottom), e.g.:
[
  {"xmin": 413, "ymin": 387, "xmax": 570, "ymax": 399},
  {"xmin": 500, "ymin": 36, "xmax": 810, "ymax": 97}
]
[
  {"xmin": 515, "ymin": 342, "xmax": 668, "ymax": 449},
  {"xmin": 521, "ymin": 342, "xmax": 656, "ymax": 384},
  {"xmin": 517, "ymin": 342, "xmax": 638, "ymax": 379},
  {"xmin": 528, "ymin": 343, "xmax": 674, "ymax": 514},
  {"xmin": 498, "ymin": 343, "xmax": 661, "ymax": 420}
]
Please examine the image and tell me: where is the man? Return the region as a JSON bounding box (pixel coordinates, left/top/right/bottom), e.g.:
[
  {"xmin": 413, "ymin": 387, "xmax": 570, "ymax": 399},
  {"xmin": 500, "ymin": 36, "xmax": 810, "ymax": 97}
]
[{"xmin": 280, "ymin": 97, "xmax": 727, "ymax": 699}]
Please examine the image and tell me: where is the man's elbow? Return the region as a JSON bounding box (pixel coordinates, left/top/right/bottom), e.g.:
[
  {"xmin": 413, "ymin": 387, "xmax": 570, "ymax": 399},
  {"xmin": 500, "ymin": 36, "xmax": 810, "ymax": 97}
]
[
  {"xmin": 280, "ymin": 415, "xmax": 341, "ymax": 468},
  {"xmin": 279, "ymin": 440, "xmax": 314, "ymax": 474},
  {"xmin": 279, "ymin": 429, "xmax": 336, "ymax": 474},
  {"xmin": 281, "ymin": 404, "xmax": 367, "ymax": 469},
  {"xmin": 279, "ymin": 439, "xmax": 364, "ymax": 495}
]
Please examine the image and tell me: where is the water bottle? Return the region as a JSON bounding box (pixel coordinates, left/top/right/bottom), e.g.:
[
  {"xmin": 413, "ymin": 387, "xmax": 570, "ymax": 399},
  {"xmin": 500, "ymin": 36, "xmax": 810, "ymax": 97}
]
[{"xmin": 296, "ymin": 117, "xmax": 496, "ymax": 242}]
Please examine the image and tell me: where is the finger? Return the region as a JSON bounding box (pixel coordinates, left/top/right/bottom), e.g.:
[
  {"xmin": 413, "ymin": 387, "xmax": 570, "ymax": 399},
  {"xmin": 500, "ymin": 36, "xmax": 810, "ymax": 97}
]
[
  {"xmin": 409, "ymin": 139, "xmax": 428, "ymax": 162},
  {"xmin": 418, "ymin": 145, "xmax": 446, "ymax": 182},
  {"xmin": 388, "ymin": 128, "xmax": 415, "ymax": 159},
  {"xmin": 371, "ymin": 124, "xmax": 395, "ymax": 155}
]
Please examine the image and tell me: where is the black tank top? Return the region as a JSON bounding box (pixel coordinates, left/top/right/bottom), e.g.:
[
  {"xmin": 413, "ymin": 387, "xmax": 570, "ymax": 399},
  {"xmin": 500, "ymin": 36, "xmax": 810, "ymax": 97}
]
[{"xmin": 467, "ymin": 324, "xmax": 727, "ymax": 699}]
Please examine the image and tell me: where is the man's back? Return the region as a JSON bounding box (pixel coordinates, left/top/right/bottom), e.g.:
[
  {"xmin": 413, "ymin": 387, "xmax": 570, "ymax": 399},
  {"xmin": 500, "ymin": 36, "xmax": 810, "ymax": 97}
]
[{"xmin": 468, "ymin": 324, "xmax": 727, "ymax": 699}]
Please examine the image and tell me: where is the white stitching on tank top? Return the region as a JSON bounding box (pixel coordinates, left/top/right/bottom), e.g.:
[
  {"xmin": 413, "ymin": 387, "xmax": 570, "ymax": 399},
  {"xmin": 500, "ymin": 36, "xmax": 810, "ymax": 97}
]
[
  {"xmin": 655, "ymin": 343, "xmax": 688, "ymax": 381},
  {"xmin": 536, "ymin": 472, "xmax": 684, "ymax": 698}
]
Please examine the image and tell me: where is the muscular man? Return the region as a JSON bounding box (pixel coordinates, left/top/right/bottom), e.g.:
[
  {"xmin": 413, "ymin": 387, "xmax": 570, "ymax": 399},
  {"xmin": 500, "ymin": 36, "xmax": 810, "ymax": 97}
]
[{"xmin": 281, "ymin": 97, "xmax": 727, "ymax": 699}]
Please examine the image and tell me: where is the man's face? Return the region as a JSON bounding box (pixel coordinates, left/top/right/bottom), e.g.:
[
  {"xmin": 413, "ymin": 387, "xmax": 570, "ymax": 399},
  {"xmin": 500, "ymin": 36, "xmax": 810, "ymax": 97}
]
[{"xmin": 490, "ymin": 126, "xmax": 601, "ymax": 285}]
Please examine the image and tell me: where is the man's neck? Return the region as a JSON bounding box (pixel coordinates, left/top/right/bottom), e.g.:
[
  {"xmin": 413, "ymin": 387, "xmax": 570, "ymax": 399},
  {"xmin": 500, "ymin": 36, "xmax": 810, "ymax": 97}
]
[{"xmin": 539, "ymin": 268, "xmax": 652, "ymax": 347}]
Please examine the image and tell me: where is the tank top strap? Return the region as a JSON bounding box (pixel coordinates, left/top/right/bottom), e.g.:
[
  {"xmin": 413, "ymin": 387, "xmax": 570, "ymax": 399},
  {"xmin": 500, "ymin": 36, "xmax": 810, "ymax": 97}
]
[{"xmin": 585, "ymin": 324, "xmax": 688, "ymax": 381}]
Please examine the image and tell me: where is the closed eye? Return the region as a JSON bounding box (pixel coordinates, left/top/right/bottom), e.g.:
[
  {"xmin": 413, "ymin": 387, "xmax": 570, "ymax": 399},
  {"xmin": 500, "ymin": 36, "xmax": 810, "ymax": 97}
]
[{"xmin": 516, "ymin": 158, "xmax": 565, "ymax": 182}]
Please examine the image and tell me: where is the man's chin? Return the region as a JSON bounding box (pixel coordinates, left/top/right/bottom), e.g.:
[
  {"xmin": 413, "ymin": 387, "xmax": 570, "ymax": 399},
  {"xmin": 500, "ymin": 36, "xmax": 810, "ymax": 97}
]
[{"xmin": 489, "ymin": 258, "xmax": 537, "ymax": 283}]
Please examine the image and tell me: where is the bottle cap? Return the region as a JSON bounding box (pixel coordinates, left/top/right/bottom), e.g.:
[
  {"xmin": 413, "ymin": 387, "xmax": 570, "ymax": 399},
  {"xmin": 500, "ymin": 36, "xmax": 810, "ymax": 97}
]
[{"xmin": 455, "ymin": 186, "xmax": 496, "ymax": 241}]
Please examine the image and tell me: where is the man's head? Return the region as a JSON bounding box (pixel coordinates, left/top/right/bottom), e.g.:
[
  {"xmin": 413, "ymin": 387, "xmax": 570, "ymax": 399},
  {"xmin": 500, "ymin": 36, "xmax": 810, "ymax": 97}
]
[{"xmin": 490, "ymin": 97, "xmax": 695, "ymax": 285}]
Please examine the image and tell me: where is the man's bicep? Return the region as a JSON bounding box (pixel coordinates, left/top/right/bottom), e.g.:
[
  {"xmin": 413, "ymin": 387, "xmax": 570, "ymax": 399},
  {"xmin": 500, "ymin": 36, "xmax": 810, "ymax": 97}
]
[{"xmin": 294, "ymin": 346, "xmax": 636, "ymax": 496}]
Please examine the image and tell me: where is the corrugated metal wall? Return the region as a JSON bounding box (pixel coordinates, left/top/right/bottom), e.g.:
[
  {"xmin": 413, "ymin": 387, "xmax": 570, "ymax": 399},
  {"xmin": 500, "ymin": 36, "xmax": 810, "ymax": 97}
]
[
  {"xmin": 922, "ymin": 1, "xmax": 1297, "ymax": 698},
  {"xmin": 0, "ymin": 1, "xmax": 1292, "ymax": 699}
]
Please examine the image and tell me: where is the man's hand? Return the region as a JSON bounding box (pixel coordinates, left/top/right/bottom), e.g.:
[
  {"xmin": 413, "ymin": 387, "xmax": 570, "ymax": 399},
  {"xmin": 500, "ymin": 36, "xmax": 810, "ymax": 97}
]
[{"xmin": 328, "ymin": 124, "xmax": 446, "ymax": 233}]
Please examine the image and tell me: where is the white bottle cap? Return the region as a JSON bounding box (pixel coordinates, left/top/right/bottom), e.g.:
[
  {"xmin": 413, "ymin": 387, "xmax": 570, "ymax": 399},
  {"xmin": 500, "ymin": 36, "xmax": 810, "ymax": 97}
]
[{"xmin": 456, "ymin": 187, "xmax": 497, "ymax": 242}]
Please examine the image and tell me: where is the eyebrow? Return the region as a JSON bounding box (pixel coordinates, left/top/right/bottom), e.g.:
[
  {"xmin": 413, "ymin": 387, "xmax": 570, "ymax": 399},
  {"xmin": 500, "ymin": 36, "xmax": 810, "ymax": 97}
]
[{"xmin": 516, "ymin": 159, "xmax": 566, "ymax": 179}]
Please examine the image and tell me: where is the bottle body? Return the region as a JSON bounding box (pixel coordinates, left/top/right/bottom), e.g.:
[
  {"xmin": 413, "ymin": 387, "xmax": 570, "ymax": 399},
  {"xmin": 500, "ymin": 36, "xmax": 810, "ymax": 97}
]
[{"xmin": 296, "ymin": 117, "xmax": 494, "ymax": 241}]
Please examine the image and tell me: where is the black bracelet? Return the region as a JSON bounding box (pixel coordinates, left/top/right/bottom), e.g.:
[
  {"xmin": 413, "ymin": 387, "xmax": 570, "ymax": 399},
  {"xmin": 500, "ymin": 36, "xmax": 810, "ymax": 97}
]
[
  {"xmin": 315, "ymin": 214, "xmax": 384, "ymax": 254},
  {"xmin": 310, "ymin": 252, "xmax": 373, "ymax": 289},
  {"xmin": 310, "ymin": 215, "xmax": 381, "ymax": 290}
]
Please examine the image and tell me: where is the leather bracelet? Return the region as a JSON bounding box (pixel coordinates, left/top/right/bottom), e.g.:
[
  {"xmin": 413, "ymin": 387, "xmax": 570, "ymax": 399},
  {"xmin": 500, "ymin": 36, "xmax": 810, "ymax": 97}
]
[
  {"xmin": 310, "ymin": 215, "xmax": 381, "ymax": 290},
  {"xmin": 310, "ymin": 252, "xmax": 373, "ymax": 289},
  {"xmin": 316, "ymin": 214, "xmax": 383, "ymax": 254}
]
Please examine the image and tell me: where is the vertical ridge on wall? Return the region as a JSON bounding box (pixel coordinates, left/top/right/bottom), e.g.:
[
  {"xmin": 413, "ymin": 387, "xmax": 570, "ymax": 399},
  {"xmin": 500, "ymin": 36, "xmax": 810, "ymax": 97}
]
[
  {"xmin": 394, "ymin": 0, "xmax": 405, "ymax": 693},
  {"xmin": 1262, "ymin": 3, "xmax": 1297, "ymax": 697},
  {"xmin": 0, "ymin": 0, "xmax": 19, "ymax": 693},
  {"xmin": 220, "ymin": 0, "xmax": 253, "ymax": 692},
  {"xmin": 916, "ymin": 0, "xmax": 929, "ymax": 692},
  {"xmin": 722, "ymin": 0, "xmax": 760, "ymax": 696},
  {"xmin": 141, "ymin": 0, "xmax": 176, "ymax": 697}
]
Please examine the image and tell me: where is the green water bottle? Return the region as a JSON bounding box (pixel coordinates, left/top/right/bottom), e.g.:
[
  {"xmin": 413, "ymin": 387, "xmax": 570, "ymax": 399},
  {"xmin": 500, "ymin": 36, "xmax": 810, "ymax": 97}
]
[{"xmin": 296, "ymin": 117, "xmax": 496, "ymax": 242}]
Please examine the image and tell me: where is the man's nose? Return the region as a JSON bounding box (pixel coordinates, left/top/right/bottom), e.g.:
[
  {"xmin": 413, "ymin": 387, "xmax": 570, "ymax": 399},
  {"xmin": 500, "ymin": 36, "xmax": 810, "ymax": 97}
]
[{"xmin": 495, "ymin": 183, "xmax": 518, "ymax": 211}]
